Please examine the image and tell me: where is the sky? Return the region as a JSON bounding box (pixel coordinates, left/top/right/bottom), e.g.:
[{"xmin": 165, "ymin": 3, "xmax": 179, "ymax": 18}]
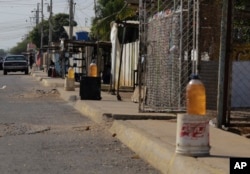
[{"xmin": 0, "ymin": 0, "xmax": 95, "ymax": 50}]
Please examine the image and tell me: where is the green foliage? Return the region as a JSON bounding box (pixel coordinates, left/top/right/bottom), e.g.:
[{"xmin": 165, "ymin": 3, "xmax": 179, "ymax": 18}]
[
  {"xmin": 10, "ymin": 13, "xmax": 76, "ymax": 53},
  {"xmin": 9, "ymin": 39, "xmax": 30, "ymax": 54},
  {"xmin": 29, "ymin": 13, "xmax": 76, "ymax": 48},
  {"xmin": 235, "ymin": 0, "xmax": 250, "ymax": 8},
  {"xmin": 91, "ymin": 0, "xmax": 137, "ymax": 41},
  {"xmin": 233, "ymin": 0, "xmax": 250, "ymax": 43},
  {"xmin": 52, "ymin": 13, "xmax": 74, "ymax": 40},
  {"xmin": 28, "ymin": 26, "xmax": 41, "ymax": 49}
]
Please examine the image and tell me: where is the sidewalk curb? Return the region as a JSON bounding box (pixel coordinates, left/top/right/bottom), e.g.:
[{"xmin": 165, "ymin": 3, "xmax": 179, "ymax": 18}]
[
  {"xmin": 41, "ymin": 78, "xmax": 64, "ymax": 88},
  {"xmin": 109, "ymin": 120, "xmax": 226, "ymax": 174},
  {"xmin": 57, "ymin": 88, "xmax": 112, "ymax": 124},
  {"xmin": 74, "ymin": 100, "xmax": 112, "ymax": 124},
  {"xmin": 109, "ymin": 120, "xmax": 174, "ymax": 174},
  {"xmin": 51, "ymin": 79, "xmax": 226, "ymax": 174},
  {"xmin": 31, "ymin": 71, "xmax": 250, "ymax": 174}
]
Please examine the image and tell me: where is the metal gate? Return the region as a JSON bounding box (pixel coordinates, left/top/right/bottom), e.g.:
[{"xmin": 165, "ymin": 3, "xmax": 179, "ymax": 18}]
[{"xmin": 138, "ymin": 0, "xmax": 199, "ymax": 112}]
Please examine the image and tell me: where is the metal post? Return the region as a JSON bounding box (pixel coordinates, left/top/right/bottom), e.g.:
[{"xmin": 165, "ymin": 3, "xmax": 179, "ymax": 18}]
[
  {"xmin": 117, "ymin": 23, "xmax": 126, "ymax": 101},
  {"xmin": 195, "ymin": 0, "xmax": 200, "ymax": 75},
  {"xmin": 45, "ymin": 0, "xmax": 53, "ymax": 72},
  {"xmin": 69, "ymin": 0, "xmax": 74, "ymax": 39},
  {"xmin": 40, "ymin": 0, "xmax": 44, "ymax": 50},
  {"xmin": 217, "ymin": 0, "xmax": 232, "ymax": 128},
  {"xmin": 36, "ymin": 3, "xmax": 40, "ymax": 25},
  {"xmin": 111, "ymin": 23, "xmax": 117, "ymax": 95},
  {"xmin": 48, "ymin": 0, "xmax": 53, "ymax": 45}
]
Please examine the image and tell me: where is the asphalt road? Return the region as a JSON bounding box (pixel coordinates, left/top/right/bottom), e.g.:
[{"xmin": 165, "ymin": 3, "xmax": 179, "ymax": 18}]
[{"xmin": 0, "ymin": 72, "xmax": 160, "ymax": 174}]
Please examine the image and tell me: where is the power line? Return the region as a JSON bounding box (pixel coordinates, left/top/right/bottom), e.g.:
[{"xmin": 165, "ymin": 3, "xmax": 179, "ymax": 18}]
[{"xmin": 0, "ymin": 0, "xmax": 95, "ymax": 49}]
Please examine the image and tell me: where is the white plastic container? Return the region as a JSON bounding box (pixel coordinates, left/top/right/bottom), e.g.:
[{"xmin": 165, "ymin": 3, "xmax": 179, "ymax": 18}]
[
  {"xmin": 64, "ymin": 77, "xmax": 75, "ymax": 91},
  {"xmin": 176, "ymin": 113, "xmax": 210, "ymax": 156}
]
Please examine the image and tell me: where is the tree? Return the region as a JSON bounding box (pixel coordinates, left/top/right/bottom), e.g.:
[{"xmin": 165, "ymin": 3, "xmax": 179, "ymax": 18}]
[
  {"xmin": 9, "ymin": 13, "xmax": 77, "ymax": 54},
  {"xmin": 91, "ymin": 0, "xmax": 137, "ymax": 41},
  {"xmin": 233, "ymin": 0, "xmax": 250, "ymax": 43},
  {"xmin": 29, "ymin": 13, "xmax": 77, "ymax": 48},
  {"xmin": 9, "ymin": 39, "xmax": 29, "ymax": 54}
]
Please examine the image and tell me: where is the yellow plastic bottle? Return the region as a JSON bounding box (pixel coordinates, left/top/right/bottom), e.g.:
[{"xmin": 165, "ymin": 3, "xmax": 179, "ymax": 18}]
[
  {"xmin": 68, "ymin": 67, "xmax": 75, "ymax": 79},
  {"xmin": 88, "ymin": 60, "xmax": 97, "ymax": 77},
  {"xmin": 186, "ymin": 74, "xmax": 206, "ymax": 115}
]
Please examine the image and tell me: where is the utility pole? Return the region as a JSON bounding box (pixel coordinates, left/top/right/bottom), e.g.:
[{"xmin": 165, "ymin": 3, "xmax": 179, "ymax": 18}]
[
  {"xmin": 48, "ymin": 0, "xmax": 53, "ymax": 46},
  {"xmin": 40, "ymin": 0, "xmax": 44, "ymax": 50},
  {"xmin": 36, "ymin": 3, "xmax": 40, "ymax": 25},
  {"xmin": 31, "ymin": 3, "xmax": 40, "ymax": 26},
  {"xmin": 69, "ymin": 0, "xmax": 74, "ymax": 39},
  {"xmin": 94, "ymin": 0, "xmax": 97, "ymax": 18}
]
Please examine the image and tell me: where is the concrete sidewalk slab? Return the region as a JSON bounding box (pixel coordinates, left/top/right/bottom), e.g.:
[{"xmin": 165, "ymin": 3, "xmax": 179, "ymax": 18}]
[
  {"xmin": 110, "ymin": 120, "xmax": 250, "ymax": 174},
  {"xmin": 57, "ymin": 87, "xmax": 175, "ymax": 124},
  {"xmin": 30, "ymin": 71, "xmax": 250, "ymax": 174},
  {"xmin": 57, "ymin": 87, "xmax": 175, "ymax": 121}
]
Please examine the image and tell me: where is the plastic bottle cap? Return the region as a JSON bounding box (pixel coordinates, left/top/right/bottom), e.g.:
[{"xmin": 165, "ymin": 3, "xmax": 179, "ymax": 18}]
[{"xmin": 191, "ymin": 74, "xmax": 200, "ymax": 79}]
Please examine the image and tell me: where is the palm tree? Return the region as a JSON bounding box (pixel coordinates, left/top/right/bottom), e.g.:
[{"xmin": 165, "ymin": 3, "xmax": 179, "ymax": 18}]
[{"xmin": 91, "ymin": 0, "xmax": 137, "ymax": 41}]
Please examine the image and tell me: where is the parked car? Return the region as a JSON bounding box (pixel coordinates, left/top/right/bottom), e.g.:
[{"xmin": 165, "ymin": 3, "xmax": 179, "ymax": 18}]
[
  {"xmin": 3, "ymin": 55, "xmax": 29, "ymax": 75},
  {"xmin": 0, "ymin": 57, "xmax": 3, "ymax": 70}
]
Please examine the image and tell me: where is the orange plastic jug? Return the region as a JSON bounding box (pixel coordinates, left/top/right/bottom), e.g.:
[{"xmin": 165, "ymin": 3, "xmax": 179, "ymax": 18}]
[
  {"xmin": 88, "ymin": 61, "xmax": 97, "ymax": 77},
  {"xmin": 68, "ymin": 67, "xmax": 75, "ymax": 79},
  {"xmin": 186, "ymin": 75, "xmax": 206, "ymax": 115}
]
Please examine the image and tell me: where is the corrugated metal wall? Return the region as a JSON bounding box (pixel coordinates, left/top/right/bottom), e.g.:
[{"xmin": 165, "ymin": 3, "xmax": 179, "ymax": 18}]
[{"xmin": 119, "ymin": 41, "xmax": 139, "ymax": 87}]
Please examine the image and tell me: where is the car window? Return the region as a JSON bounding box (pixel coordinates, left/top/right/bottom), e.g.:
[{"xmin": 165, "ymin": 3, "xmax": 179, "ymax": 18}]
[
  {"xmin": 5, "ymin": 57, "xmax": 15, "ymax": 61},
  {"xmin": 6, "ymin": 56, "xmax": 26, "ymax": 61},
  {"xmin": 16, "ymin": 56, "xmax": 26, "ymax": 61}
]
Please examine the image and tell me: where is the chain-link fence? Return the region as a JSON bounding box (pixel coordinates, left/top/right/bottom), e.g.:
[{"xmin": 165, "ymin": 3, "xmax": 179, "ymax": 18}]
[
  {"xmin": 137, "ymin": 0, "xmax": 250, "ymax": 130},
  {"xmin": 139, "ymin": 0, "xmax": 198, "ymax": 112},
  {"xmin": 227, "ymin": 1, "xmax": 250, "ymax": 127}
]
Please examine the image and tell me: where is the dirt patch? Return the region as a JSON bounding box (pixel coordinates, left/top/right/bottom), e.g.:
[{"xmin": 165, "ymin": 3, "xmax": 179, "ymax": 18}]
[
  {"xmin": 0, "ymin": 123, "xmax": 51, "ymax": 137},
  {"xmin": 8, "ymin": 89, "xmax": 59, "ymax": 99}
]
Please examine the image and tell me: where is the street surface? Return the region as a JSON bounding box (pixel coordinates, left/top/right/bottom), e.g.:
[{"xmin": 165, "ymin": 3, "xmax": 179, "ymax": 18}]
[{"xmin": 0, "ymin": 72, "xmax": 160, "ymax": 174}]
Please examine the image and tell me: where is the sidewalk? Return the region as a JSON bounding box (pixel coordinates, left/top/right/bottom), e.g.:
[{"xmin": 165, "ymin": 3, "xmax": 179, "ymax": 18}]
[{"xmin": 31, "ymin": 71, "xmax": 250, "ymax": 174}]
